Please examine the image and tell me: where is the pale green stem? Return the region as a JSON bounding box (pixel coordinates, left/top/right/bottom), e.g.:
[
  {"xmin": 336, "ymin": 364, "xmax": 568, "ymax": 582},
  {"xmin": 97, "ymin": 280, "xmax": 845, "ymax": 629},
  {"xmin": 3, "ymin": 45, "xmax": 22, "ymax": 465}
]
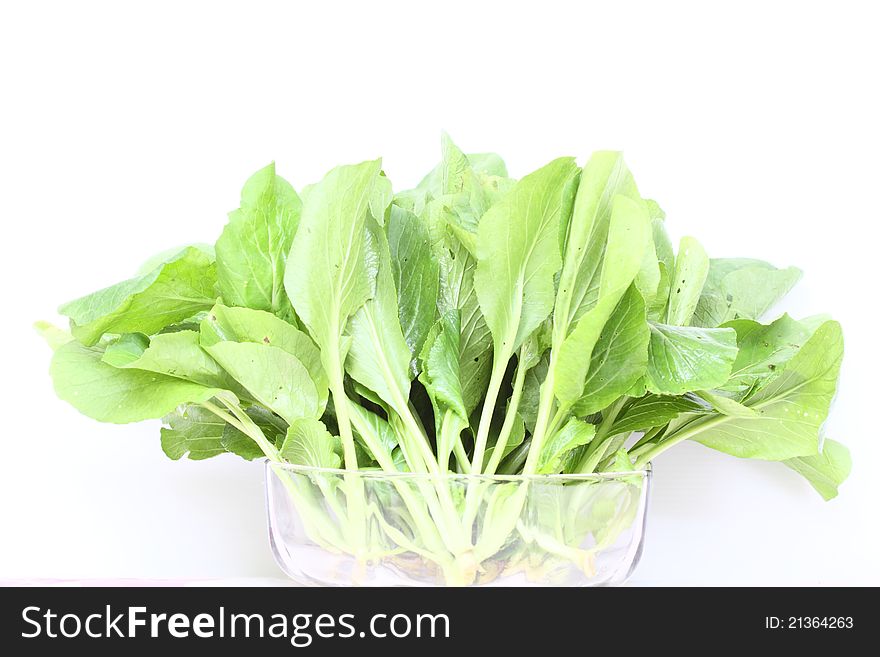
[
  {"xmin": 463, "ymin": 349, "xmax": 530, "ymax": 531},
  {"xmin": 572, "ymin": 398, "xmax": 627, "ymax": 473},
  {"xmin": 471, "ymin": 350, "xmax": 511, "ymax": 474},
  {"xmin": 199, "ymin": 400, "xmax": 347, "ymax": 552},
  {"xmin": 630, "ymin": 425, "xmax": 664, "ymax": 452},
  {"xmin": 393, "ymin": 409, "xmax": 469, "ymax": 552},
  {"xmin": 203, "ymin": 399, "xmax": 280, "ymax": 461},
  {"xmin": 398, "ymin": 403, "xmax": 442, "ymax": 476},
  {"xmin": 485, "ymin": 348, "xmax": 530, "ymax": 475},
  {"xmin": 627, "ymin": 440, "xmax": 655, "ymax": 461},
  {"xmin": 596, "ymin": 398, "xmax": 626, "ymax": 441},
  {"xmin": 452, "ymin": 436, "xmax": 472, "ymax": 474},
  {"xmin": 633, "ymin": 414, "xmax": 728, "ymax": 469},
  {"xmin": 220, "ymin": 398, "xmax": 349, "ymax": 525},
  {"xmin": 523, "ymin": 357, "xmax": 563, "ymax": 475},
  {"xmin": 326, "ymin": 336, "xmax": 368, "ymax": 554},
  {"xmin": 349, "ymin": 404, "xmax": 467, "ymax": 560},
  {"xmin": 437, "ymin": 409, "xmax": 459, "ymax": 473},
  {"xmin": 463, "ymin": 351, "xmax": 515, "ymax": 531},
  {"xmin": 545, "ymin": 406, "xmax": 569, "ymax": 442}
]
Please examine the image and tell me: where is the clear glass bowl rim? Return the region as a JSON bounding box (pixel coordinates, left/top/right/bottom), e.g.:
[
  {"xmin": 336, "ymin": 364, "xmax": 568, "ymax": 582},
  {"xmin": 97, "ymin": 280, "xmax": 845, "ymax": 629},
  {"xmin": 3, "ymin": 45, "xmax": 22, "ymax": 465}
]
[{"xmin": 266, "ymin": 460, "xmax": 652, "ymax": 484}]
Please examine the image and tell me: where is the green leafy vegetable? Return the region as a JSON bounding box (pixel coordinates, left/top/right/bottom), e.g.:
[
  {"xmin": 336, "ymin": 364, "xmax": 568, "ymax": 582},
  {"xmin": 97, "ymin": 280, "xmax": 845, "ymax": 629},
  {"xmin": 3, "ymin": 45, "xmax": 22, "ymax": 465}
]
[
  {"xmin": 39, "ymin": 137, "xmax": 849, "ymax": 586},
  {"xmin": 472, "ymin": 156, "xmax": 578, "ymax": 470},
  {"xmin": 283, "ymin": 159, "xmax": 384, "ymax": 471},
  {"xmin": 215, "ymin": 163, "xmax": 302, "ymax": 318},
  {"xmin": 536, "ymin": 417, "xmax": 596, "ymax": 474},
  {"xmin": 693, "ymin": 258, "xmax": 802, "ymax": 327},
  {"xmin": 205, "ymin": 340, "xmax": 321, "ymax": 425},
  {"xmin": 665, "ymin": 236, "xmax": 709, "ymax": 326},
  {"xmin": 50, "ymin": 341, "xmax": 220, "ymax": 423},
  {"xmin": 645, "ymin": 323, "xmax": 738, "ymax": 395},
  {"xmin": 59, "ymin": 247, "xmax": 217, "ymax": 346},
  {"xmin": 784, "ymin": 438, "xmax": 851, "ymax": 500},
  {"xmin": 281, "ymin": 418, "xmax": 342, "ymax": 469}
]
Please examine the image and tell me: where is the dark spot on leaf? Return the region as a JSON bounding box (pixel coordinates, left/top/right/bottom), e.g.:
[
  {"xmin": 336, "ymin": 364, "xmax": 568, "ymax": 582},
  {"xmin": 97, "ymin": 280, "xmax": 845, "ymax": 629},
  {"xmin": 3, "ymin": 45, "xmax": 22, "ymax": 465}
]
[
  {"xmin": 676, "ymin": 288, "xmax": 681, "ymax": 293},
  {"xmin": 768, "ymin": 364, "xmax": 776, "ymax": 370},
  {"xmin": 263, "ymin": 336, "xmax": 270, "ymax": 344},
  {"xmin": 474, "ymin": 357, "xmax": 479, "ymax": 362}
]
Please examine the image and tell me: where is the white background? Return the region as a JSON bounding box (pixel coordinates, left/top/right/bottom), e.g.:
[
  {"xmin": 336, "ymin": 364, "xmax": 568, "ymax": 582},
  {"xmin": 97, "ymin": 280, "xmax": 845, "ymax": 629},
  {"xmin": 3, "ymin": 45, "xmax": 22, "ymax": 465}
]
[{"xmin": 1, "ymin": 1, "xmax": 878, "ymax": 585}]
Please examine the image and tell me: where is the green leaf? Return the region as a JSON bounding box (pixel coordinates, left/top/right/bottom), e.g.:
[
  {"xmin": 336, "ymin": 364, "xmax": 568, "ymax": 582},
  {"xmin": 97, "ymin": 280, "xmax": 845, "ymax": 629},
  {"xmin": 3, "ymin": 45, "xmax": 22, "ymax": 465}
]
[
  {"xmin": 215, "ymin": 163, "xmax": 302, "ymax": 317},
  {"xmin": 159, "ymin": 429, "xmax": 191, "ymax": 460},
  {"xmin": 645, "ymin": 208, "xmax": 674, "ymax": 321},
  {"xmin": 484, "ymin": 413, "xmax": 525, "ymax": 466},
  {"xmin": 536, "ymin": 417, "xmax": 596, "ymax": 474},
  {"xmin": 721, "ymin": 314, "xmax": 824, "ymax": 393},
  {"xmin": 160, "ymin": 398, "xmax": 283, "ymax": 463},
  {"xmin": 432, "ymin": 219, "xmax": 493, "ymax": 415},
  {"xmin": 137, "ymin": 243, "xmax": 215, "ymax": 276},
  {"xmin": 784, "ymin": 439, "xmax": 851, "ymax": 500},
  {"xmin": 391, "ymin": 447, "xmax": 410, "ymax": 472},
  {"xmin": 573, "ymin": 284, "xmax": 649, "ymax": 416},
  {"xmin": 475, "ymin": 157, "xmax": 579, "ymax": 358},
  {"xmin": 605, "ymin": 448, "xmax": 635, "ymax": 472},
  {"xmin": 221, "ymin": 424, "xmax": 266, "ymax": 461},
  {"xmin": 101, "ymin": 332, "xmax": 151, "ymax": 366},
  {"xmin": 690, "ymin": 320, "xmax": 844, "ymax": 460},
  {"xmin": 648, "ymin": 202, "xmax": 674, "ymax": 268},
  {"xmin": 280, "ymin": 418, "xmax": 342, "ymax": 469},
  {"xmin": 417, "ymin": 138, "xmax": 507, "ymax": 415},
  {"xmin": 50, "ymin": 341, "xmax": 219, "ymax": 423},
  {"xmin": 387, "ymin": 204, "xmax": 439, "ymax": 373},
  {"xmin": 204, "ymin": 341, "xmax": 320, "ymax": 425},
  {"xmin": 633, "ymin": 201, "xmax": 670, "ymax": 313},
  {"xmin": 609, "ymin": 394, "xmax": 707, "ymax": 435},
  {"xmin": 693, "ymin": 258, "xmax": 801, "ymax": 327},
  {"xmin": 222, "ymin": 405, "xmax": 285, "ymax": 460},
  {"xmin": 160, "ymin": 405, "xmax": 227, "ymax": 460},
  {"xmin": 102, "ymin": 330, "xmax": 239, "ymax": 390},
  {"xmin": 285, "ymin": 159, "xmax": 383, "ymax": 367},
  {"xmin": 554, "ymin": 194, "xmax": 652, "ymax": 403},
  {"xmin": 695, "ymin": 390, "xmax": 760, "ymax": 417},
  {"xmin": 646, "ymin": 323, "xmax": 738, "ymax": 395},
  {"xmin": 419, "ymin": 312, "xmax": 467, "ymax": 419},
  {"xmin": 634, "ymin": 236, "xmax": 661, "ymax": 310},
  {"xmin": 199, "ymin": 303, "xmax": 327, "ymax": 406},
  {"xmin": 370, "ymin": 173, "xmax": 393, "ymax": 225},
  {"xmin": 554, "ymin": 152, "xmax": 641, "ymax": 331},
  {"xmin": 59, "ymin": 247, "xmax": 217, "ymax": 346},
  {"xmin": 346, "ymin": 217, "xmax": 414, "ymax": 416},
  {"xmin": 394, "ymin": 135, "xmax": 509, "ymax": 215},
  {"xmin": 666, "ymin": 236, "xmax": 709, "ymax": 326},
  {"xmin": 520, "ymin": 352, "xmax": 550, "ymax": 433},
  {"xmin": 347, "ymin": 403, "xmax": 399, "ymax": 464},
  {"xmin": 427, "ymin": 134, "xmax": 513, "ymax": 254},
  {"xmin": 647, "ymin": 262, "xmax": 672, "ymax": 322}
]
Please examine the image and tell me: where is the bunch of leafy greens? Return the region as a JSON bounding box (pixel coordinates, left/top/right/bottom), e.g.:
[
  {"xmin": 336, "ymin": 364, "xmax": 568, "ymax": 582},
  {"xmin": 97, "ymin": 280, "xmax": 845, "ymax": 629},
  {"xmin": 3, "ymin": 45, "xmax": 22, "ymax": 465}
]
[{"xmin": 39, "ymin": 137, "xmax": 849, "ymax": 506}]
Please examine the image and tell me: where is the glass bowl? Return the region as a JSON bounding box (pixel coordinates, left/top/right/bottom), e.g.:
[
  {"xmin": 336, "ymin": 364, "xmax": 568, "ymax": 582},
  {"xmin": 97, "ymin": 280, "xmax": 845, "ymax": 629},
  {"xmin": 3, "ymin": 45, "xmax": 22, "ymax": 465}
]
[{"xmin": 265, "ymin": 462, "xmax": 651, "ymax": 586}]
